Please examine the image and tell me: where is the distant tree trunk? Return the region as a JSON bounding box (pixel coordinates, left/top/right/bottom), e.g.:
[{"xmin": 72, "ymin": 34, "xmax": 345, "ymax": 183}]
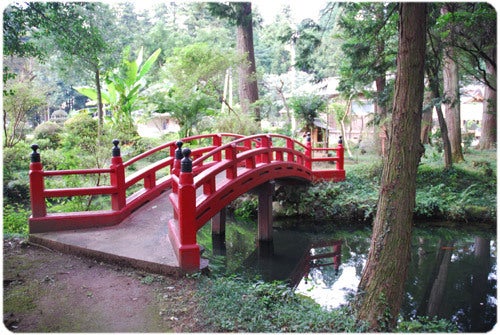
[
  {"xmin": 421, "ymin": 91, "xmax": 433, "ymax": 144},
  {"xmin": 479, "ymin": 60, "xmax": 496, "ymax": 149},
  {"xmin": 442, "ymin": 5, "xmax": 464, "ymax": 162},
  {"xmin": 435, "ymin": 95, "xmax": 453, "ymax": 169},
  {"xmin": 94, "ymin": 68, "xmax": 104, "ymax": 135},
  {"xmin": 237, "ymin": 2, "xmax": 260, "ymax": 124},
  {"xmin": 355, "ymin": 3, "xmax": 426, "ymax": 331},
  {"xmin": 425, "ymin": 18, "xmax": 452, "ymax": 169},
  {"xmin": 375, "ymin": 75, "xmax": 389, "ymax": 156}
]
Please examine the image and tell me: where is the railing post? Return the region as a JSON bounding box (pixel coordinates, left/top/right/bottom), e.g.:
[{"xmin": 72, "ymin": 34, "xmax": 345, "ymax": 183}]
[
  {"xmin": 305, "ymin": 132, "xmax": 312, "ymax": 169},
  {"xmin": 225, "ymin": 144, "xmax": 238, "ymax": 179},
  {"xmin": 176, "ymin": 148, "xmax": 200, "ymax": 271},
  {"xmin": 171, "ymin": 141, "xmax": 183, "ymax": 194},
  {"xmin": 172, "ymin": 141, "xmax": 183, "ymax": 176},
  {"xmin": 29, "ymin": 144, "xmax": 46, "ymax": 218},
  {"xmin": 255, "ymin": 138, "xmax": 262, "ymax": 164},
  {"xmin": 213, "ymin": 134, "xmax": 222, "ymax": 161},
  {"xmin": 261, "ymin": 135, "xmax": 271, "ymax": 163},
  {"xmin": 286, "ymin": 138, "xmax": 294, "ymax": 162},
  {"xmin": 337, "ymin": 136, "xmax": 344, "ymax": 171},
  {"xmin": 110, "ymin": 139, "xmax": 126, "ymax": 211}
]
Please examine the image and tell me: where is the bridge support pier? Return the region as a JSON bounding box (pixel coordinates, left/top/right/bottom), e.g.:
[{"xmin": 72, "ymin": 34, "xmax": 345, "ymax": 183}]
[
  {"xmin": 257, "ymin": 180, "xmax": 275, "ymax": 242},
  {"xmin": 211, "ymin": 208, "xmax": 226, "ymax": 235},
  {"xmin": 211, "ymin": 208, "xmax": 227, "ymax": 256}
]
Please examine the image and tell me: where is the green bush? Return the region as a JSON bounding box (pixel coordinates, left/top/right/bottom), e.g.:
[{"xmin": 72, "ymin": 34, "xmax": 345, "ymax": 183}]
[
  {"xmin": 397, "ymin": 316, "xmax": 458, "ymax": 332},
  {"xmin": 3, "ymin": 178, "xmax": 30, "ymax": 207},
  {"xmin": 274, "ymin": 158, "xmax": 496, "ymax": 225},
  {"xmin": 3, "ymin": 204, "xmax": 30, "ymax": 236},
  {"xmin": 197, "ymin": 276, "xmax": 363, "ymax": 332},
  {"xmin": 3, "ymin": 141, "xmax": 30, "ymax": 181},
  {"xmin": 232, "ymin": 195, "xmax": 258, "ymax": 220},
  {"xmin": 33, "ymin": 121, "xmax": 62, "ymax": 149}
]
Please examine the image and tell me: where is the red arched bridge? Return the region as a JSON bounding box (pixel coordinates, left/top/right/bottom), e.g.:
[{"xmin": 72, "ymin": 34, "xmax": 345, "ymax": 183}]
[{"xmin": 29, "ymin": 133, "xmax": 345, "ymax": 272}]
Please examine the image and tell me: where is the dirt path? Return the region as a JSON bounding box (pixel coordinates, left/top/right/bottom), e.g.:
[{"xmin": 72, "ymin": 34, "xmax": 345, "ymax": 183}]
[{"xmin": 3, "ymin": 237, "xmax": 202, "ymax": 332}]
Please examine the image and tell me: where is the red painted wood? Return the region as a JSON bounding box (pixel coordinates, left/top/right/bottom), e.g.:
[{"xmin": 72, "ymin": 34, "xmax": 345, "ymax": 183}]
[{"xmin": 28, "ymin": 133, "xmax": 345, "ymax": 272}]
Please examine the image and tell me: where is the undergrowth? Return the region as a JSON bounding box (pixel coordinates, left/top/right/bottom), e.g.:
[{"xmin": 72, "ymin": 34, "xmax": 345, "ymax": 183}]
[
  {"xmin": 196, "ymin": 276, "xmax": 364, "ymax": 333},
  {"xmin": 270, "ymin": 150, "xmax": 496, "ymax": 226},
  {"xmin": 195, "ymin": 275, "xmax": 457, "ymax": 333}
]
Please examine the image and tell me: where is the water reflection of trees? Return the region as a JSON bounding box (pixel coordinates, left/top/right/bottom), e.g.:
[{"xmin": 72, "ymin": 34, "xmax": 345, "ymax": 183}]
[{"xmin": 402, "ymin": 232, "xmax": 496, "ymax": 332}]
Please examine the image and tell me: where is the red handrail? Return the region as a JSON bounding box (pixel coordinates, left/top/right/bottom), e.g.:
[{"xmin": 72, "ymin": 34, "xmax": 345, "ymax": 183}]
[
  {"xmin": 28, "ymin": 133, "xmax": 344, "ymax": 234},
  {"xmin": 167, "ymin": 133, "xmax": 345, "ymax": 271},
  {"xmin": 28, "ymin": 133, "xmax": 243, "ymax": 233}
]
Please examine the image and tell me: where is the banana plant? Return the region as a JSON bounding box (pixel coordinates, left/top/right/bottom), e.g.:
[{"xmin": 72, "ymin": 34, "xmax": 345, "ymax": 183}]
[{"xmin": 76, "ymin": 47, "xmax": 161, "ymax": 138}]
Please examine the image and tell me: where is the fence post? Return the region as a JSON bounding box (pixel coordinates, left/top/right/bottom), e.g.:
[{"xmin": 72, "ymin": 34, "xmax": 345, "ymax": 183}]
[
  {"xmin": 176, "ymin": 148, "xmax": 200, "ymax": 271},
  {"xmin": 305, "ymin": 132, "xmax": 312, "ymax": 169},
  {"xmin": 29, "ymin": 144, "xmax": 46, "ymax": 218},
  {"xmin": 110, "ymin": 139, "xmax": 126, "ymax": 211},
  {"xmin": 337, "ymin": 136, "xmax": 344, "ymax": 171}
]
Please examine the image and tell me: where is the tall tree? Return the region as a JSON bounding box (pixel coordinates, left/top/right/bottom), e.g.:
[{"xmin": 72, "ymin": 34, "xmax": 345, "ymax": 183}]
[
  {"xmin": 441, "ymin": 4, "xmax": 465, "ymax": 162},
  {"xmin": 4, "ymin": 2, "xmax": 115, "ymax": 131},
  {"xmin": 426, "ymin": 4, "xmax": 453, "ymax": 168},
  {"xmin": 207, "ymin": 2, "xmax": 261, "ymax": 124},
  {"xmin": 337, "ymin": 3, "xmax": 399, "ymax": 156},
  {"xmin": 355, "ymin": 3, "xmax": 427, "ymax": 331},
  {"xmin": 438, "ymin": 3, "xmax": 496, "ymax": 149}
]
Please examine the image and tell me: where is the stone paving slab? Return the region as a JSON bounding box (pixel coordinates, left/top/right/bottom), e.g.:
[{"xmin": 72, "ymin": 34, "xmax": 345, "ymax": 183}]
[{"xmin": 29, "ymin": 191, "xmax": 182, "ymax": 276}]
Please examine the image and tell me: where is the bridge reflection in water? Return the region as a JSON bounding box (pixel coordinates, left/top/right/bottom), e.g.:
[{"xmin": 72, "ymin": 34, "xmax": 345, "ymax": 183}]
[
  {"xmin": 210, "ymin": 229, "xmax": 343, "ymax": 289},
  {"xmin": 202, "ymin": 223, "xmax": 496, "ymax": 332}
]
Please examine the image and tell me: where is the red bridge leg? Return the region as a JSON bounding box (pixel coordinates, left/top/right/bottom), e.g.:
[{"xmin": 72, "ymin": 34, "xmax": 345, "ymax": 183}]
[{"xmin": 257, "ymin": 180, "xmax": 275, "ymax": 242}]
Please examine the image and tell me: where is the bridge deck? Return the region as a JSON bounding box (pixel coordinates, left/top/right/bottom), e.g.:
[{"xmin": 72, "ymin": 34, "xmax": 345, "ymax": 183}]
[{"xmin": 28, "ymin": 191, "xmax": 202, "ymax": 276}]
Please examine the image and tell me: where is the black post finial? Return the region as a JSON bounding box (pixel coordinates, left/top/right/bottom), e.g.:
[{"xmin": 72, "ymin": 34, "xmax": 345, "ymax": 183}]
[
  {"xmin": 112, "ymin": 139, "xmax": 121, "ymax": 157},
  {"xmin": 338, "ymin": 136, "xmax": 343, "ymax": 145},
  {"xmin": 175, "ymin": 140, "xmax": 184, "ymax": 160},
  {"xmin": 31, "ymin": 144, "xmax": 41, "ymax": 163},
  {"xmin": 181, "ymin": 148, "xmax": 192, "ymax": 173},
  {"xmin": 307, "ymin": 132, "xmax": 311, "ymax": 143}
]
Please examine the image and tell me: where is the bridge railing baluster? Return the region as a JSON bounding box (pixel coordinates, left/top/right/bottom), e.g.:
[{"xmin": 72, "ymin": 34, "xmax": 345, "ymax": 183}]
[
  {"xmin": 305, "ymin": 132, "xmax": 312, "ymax": 169},
  {"xmin": 260, "ymin": 135, "xmax": 271, "ymax": 163},
  {"xmin": 213, "ymin": 134, "xmax": 222, "ymax": 162},
  {"xmin": 110, "ymin": 140, "xmax": 126, "ymax": 211},
  {"xmin": 29, "ymin": 144, "xmax": 46, "ymax": 218},
  {"xmin": 225, "ymin": 144, "xmax": 238, "ymax": 179}
]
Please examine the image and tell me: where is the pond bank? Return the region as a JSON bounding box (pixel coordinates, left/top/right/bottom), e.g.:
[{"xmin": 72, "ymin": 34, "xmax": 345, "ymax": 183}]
[{"xmin": 231, "ymin": 153, "xmax": 497, "ymax": 227}]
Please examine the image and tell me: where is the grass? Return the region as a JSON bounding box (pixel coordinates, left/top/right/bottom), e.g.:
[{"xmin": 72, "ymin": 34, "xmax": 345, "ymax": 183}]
[{"xmin": 195, "ymin": 275, "xmax": 458, "ymax": 332}]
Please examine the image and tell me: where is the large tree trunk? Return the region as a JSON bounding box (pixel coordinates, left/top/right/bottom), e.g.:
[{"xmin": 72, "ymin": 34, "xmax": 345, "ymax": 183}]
[
  {"xmin": 355, "ymin": 4, "xmax": 426, "ymax": 331},
  {"xmin": 442, "ymin": 5, "xmax": 465, "ymax": 162},
  {"xmin": 479, "ymin": 59, "xmax": 496, "ymax": 149},
  {"xmin": 237, "ymin": 2, "xmax": 260, "ymax": 125}
]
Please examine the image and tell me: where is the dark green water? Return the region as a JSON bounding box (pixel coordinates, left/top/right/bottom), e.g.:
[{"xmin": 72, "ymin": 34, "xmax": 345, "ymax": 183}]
[{"xmin": 197, "ymin": 220, "xmax": 496, "ymax": 332}]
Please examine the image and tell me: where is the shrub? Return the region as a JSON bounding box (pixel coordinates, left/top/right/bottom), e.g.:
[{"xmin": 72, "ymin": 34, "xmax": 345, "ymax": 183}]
[
  {"xmin": 33, "ymin": 121, "xmax": 62, "ymax": 149},
  {"xmin": 397, "ymin": 316, "xmax": 458, "ymax": 332},
  {"xmin": 213, "ymin": 110, "xmax": 260, "ymax": 135},
  {"xmin": 197, "ymin": 276, "xmax": 362, "ymax": 332},
  {"xmin": 3, "ymin": 204, "xmax": 30, "ymax": 236},
  {"xmin": 3, "ymin": 178, "xmax": 30, "ymax": 207}
]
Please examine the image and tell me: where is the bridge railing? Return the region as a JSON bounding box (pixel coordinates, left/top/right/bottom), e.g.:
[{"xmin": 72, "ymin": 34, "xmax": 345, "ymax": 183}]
[
  {"xmin": 167, "ymin": 133, "xmax": 345, "ymax": 271},
  {"xmin": 169, "ymin": 133, "xmax": 344, "ymax": 222},
  {"xmin": 28, "ymin": 133, "xmax": 243, "ymax": 233}
]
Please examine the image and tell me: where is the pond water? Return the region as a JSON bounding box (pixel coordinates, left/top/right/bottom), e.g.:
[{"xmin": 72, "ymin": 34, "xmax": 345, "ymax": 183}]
[{"xmin": 197, "ymin": 220, "xmax": 497, "ymax": 332}]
